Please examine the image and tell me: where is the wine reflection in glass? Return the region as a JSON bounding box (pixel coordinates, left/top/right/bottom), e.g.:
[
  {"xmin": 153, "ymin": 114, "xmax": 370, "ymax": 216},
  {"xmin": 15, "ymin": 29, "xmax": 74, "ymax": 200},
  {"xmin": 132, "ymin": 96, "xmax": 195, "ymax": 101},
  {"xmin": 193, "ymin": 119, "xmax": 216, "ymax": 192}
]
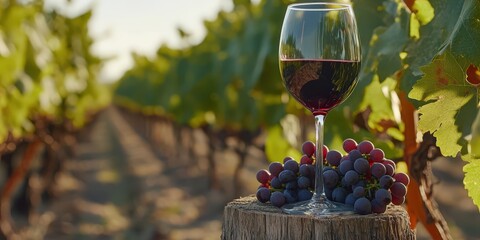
[{"xmin": 279, "ymin": 2, "xmax": 361, "ymax": 215}]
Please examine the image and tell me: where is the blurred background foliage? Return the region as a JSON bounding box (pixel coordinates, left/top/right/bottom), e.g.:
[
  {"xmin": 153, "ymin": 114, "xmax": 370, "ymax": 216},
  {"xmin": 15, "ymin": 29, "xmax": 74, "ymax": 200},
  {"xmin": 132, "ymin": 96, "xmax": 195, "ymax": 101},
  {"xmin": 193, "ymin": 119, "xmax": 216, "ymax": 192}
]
[{"xmin": 0, "ymin": 0, "xmax": 111, "ymax": 141}]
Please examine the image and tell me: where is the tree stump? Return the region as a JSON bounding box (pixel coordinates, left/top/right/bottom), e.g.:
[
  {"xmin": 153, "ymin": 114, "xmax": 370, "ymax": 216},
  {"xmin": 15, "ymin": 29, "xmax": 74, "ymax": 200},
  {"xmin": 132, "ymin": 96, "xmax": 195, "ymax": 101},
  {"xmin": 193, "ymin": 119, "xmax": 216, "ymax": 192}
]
[{"xmin": 222, "ymin": 196, "xmax": 415, "ymax": 240}]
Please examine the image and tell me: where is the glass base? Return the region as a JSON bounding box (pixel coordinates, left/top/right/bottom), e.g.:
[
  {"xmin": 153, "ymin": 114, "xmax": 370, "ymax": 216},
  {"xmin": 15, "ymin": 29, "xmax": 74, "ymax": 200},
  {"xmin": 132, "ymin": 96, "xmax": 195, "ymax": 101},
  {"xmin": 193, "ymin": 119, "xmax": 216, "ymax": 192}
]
[{"xmin": 282, "ymin": 196, "xmax": 354, "ymax": 216}]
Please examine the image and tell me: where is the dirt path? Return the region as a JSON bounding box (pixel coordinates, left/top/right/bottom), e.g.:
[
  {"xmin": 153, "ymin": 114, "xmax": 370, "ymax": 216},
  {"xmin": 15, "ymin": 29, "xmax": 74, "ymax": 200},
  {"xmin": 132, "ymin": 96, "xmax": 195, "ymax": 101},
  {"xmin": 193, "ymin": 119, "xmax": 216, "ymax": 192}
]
[{"xmin": 44, "ymin": 108, "xmax": 230, "ymax": 240}]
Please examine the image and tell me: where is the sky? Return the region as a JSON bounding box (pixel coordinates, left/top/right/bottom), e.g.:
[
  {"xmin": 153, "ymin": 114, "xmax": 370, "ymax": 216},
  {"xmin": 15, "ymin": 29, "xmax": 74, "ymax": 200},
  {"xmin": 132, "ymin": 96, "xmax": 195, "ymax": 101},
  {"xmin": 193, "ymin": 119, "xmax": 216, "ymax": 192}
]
[{"xmin": 44, "ymin": 0, "xmax": 233, "ymax": 82}]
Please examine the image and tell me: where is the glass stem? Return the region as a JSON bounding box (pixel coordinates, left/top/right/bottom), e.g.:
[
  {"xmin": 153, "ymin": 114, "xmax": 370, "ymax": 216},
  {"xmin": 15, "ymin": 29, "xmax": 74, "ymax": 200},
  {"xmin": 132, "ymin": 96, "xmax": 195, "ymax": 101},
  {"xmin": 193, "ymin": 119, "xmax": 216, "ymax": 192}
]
[{"xmin": 313, "ymin": 114, "xmax": 326, "ymax": 202}]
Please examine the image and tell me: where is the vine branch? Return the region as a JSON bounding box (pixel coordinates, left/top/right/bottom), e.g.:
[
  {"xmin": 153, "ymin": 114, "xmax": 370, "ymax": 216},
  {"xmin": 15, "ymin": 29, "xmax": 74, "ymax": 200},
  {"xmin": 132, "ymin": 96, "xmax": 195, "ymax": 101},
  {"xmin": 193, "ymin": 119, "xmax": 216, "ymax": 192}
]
[
  {"xmin": 0, "ymin": 138, "xmax": 43, "ymax": 239},
  {"xmin": 399, "ymin": 91, "xmax": 452, "ymax": 240}
]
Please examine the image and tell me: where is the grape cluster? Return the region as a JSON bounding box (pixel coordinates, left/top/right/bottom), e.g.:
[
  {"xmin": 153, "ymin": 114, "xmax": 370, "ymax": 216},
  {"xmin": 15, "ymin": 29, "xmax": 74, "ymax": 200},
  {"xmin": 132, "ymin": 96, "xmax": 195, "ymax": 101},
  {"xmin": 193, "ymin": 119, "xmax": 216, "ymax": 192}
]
[
  {"xmin": 255, "ymin": 138, "xmax": 410, "ymax": 215},
  {"xmin": 323, "ymin": 139, "xmax": 410, "ymax": 214},
  {"xmin": 255, "ymin": 141, "xmax": 319, "ymax": 207}
]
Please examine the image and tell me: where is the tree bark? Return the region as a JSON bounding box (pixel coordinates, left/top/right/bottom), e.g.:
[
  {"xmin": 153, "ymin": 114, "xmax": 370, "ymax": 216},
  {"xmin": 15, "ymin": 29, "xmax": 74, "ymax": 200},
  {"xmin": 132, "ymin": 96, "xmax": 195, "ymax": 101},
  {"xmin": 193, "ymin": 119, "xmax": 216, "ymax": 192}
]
[{"xmin": 222, "ymin": 196, "xmax": 415, "ymax": 240}]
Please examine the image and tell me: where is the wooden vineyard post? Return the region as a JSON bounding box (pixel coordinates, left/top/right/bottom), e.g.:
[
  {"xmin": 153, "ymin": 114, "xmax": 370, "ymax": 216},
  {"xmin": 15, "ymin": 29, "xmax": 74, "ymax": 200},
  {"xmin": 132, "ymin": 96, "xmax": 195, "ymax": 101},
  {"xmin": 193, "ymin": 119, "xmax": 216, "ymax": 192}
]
[{"xmin": 222, "ymin": 196, "xmax": 415, "ymax": 240}]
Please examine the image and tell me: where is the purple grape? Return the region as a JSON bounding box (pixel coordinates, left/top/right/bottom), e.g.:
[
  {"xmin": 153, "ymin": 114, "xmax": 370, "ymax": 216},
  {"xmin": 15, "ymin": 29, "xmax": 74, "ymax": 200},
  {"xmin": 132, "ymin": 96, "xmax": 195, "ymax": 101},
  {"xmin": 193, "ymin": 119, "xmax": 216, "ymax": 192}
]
[
  {"xmin": 268, "ymin": 162, "xmax": 284, "ymax": 177},
  {"xmin": 278, "ymin": 170, "xmax": 296, "ymax": 183},
  {"xmin": 354, "ymin": 197, "xmax": 372, "ymax": 215},
  {"xmin": 300, "ymin": 155, "xmax": 313, "ymax": 165},
  {"xmin": 345, "ymin": 193, "xmax": 357, "ymax": 206},
  {"xmin": 270, "ymin": 191, "xmax": 286, "ymax": 207},
  {"xmin": 325, "ymin": 187, "xmax": 334, "ymax": 200},
  {"xmin": 353, "ymin": 186, "xmax": 365, "ymax": 198},
  {"xmin": 371, "ymin": 199, "xmax": 387, "ymax": 213},
  {"xmin": 256, "ymin": 187, "xmax": 271, "ymax": 203},
  {"xmin": 326, "ymin": 150, "xmax": 343, "ymax": 166},
  {"xmin": 341, "ymin": 177, "xmax": 348, "ymax": 187},
  {"xmin": 340, "ymin": 155, "xmax": 350, "ymax": 164},
  {"xmin": 302, "ymin": 141, "xmax": 316, "ymax": 157},
  {"xmin": 306, "ymin": 164, "xmax": 316, "ymax": 180},
  {"xmin": 298, "ymin": 189, "xmax": 313, "ymax": 201},
  {"xmin": 369, "ymin": 148, "xmax": 385, "ymax": 162},
  {"xmin": 332, "ymin": 187, "xmax": 348, "ymax": 203},
  {"xmin": 297, "ymin": 176, "xmax": 311, "ymax": 189},
  {"xmin": 343, "ymin": 138, "xmax": 358, "ymax": 153},
  {"xmin": 382, "ymin": 159, "xmax": 396, "ymax": 171},
  {"xmin": 256, "ymin": 169, "xmax": 270, "ymax": 184},
  {"xmin": 283, "ymin": 156, "xmax": 294, "ymax": 164},
  {"xmin": 344, "ymin": 170, "xmax": 359, "ymax": 186},
  {"xmin": 357, "ymin": 140, "xmax": 374, "ymax": 154},
  {"xmin": 371, "ymin": 162, "xmax": 387, "ymax": 179},
  {"xmin": 322, "ymin": 145, "xmax": 329, "ymax": 160},
  {"xmin": 285, "ymin": 181, "xmax": 298, "ymax": 190},
  {"xmin": 379, "ymin": 175, "xmax": 395, "ymax": 189},
  {"xmin": 270, "ymin": 177, "xmax": 282, "ymax": 189},
  {"xmin": 283, "ymin": 189, "xmax": 298, "ymax": 203},
  {"xmin": 392, "ymin": 195, "xmax": 405, "ymax": 205},
  {"xmin": 390, "ymin": 182, "xmax": 407, "ymax": 198},
  {"xmin": 375, "ymin": 188, "xmax": 392, "ymax": 205},
  {"xmin": 385, "ymin": 164, "xmax": 395, "ymax": 176},
  {"xmin": 299, "ymin": 164, "xmax": 313, "ymax": 177},
  {"xmin": 353, "ymin": 180, "xmax": 366, "ymax": 189},
  {"xmin": 348, "ymin": 149, "xmax": 363, "ymax": 161},
  {"xmin": 284, "ymin": 160, "xmax": 299, "ymax": 173},
  {"xmin": 323, "ymin": 169, "xmax": 339, "ymax": 188},
  {"xmin": 394, "ymin": 172, "xmax": 410, "ymax": 186},
  {"xmin": 322, "ymin": 166, "xmax": 334, "ymax": 173},
  {"xmin": 339, "ymin": 160, "xmax": 354, "ymax": 175},
  {"xmin": 353, "ymin": 158, "xmax": 370, "ymax": 174}
]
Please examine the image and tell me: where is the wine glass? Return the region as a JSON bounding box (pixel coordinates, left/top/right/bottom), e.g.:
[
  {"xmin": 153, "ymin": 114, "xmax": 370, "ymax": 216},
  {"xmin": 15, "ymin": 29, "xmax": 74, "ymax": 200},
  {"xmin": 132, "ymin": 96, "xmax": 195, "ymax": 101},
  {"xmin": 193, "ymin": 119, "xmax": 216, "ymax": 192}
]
[{"xmin": 279, "ymin": 2, "xmax": 361, "ymax": 215}]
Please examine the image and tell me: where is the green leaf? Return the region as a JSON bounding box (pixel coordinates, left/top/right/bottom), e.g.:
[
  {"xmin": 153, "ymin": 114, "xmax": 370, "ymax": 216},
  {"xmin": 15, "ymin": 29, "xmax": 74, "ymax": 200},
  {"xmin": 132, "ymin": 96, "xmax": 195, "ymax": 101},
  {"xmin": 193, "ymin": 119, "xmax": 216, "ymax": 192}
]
[
  {"xmin": 409, "ymin": 51, "xmax": 478, "ymax": 156},
  {"xmin": 373, "ymin": 22, "xmax": 409, "ymax": 81},
  {"xmin": 456, "ymin": 103, "xmax": 478, "ymax": 213},
  {"xmin": 402, "ymin": 0, "xmax": 465, "ymax": 92},
  {"xmin": 463, "ymin": 155, "xmax": 480, "ymax": 211},
  {"xmin": 471, "ymin": 109, "xmax": 480, "ymax": 158},
  {"xmin": 449, "ymin": 0, "xmax": 480, "ymax": 66},
  {"xmin": 359, "ymin": 76, "xmax": 398, "ymax": 133},
  {"xmin": 352, "ymin": 0, "xmax": 395, "ymax": 58}
]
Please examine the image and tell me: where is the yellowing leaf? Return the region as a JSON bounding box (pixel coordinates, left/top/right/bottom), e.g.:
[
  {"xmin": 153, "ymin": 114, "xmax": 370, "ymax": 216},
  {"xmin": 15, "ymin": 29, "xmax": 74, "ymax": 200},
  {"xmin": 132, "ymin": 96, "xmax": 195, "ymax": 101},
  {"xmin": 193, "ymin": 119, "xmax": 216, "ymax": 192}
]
[
  {"xmin": 471, "ymin": 110, "xmax": 480, "ymax": 158},
  {"xmin": 464, "ymin": 155, "xmax": 480, "ymax": 211},
  {"xmin": 409, "ymin": 51, "xmax": 478, "ymax": 156}
]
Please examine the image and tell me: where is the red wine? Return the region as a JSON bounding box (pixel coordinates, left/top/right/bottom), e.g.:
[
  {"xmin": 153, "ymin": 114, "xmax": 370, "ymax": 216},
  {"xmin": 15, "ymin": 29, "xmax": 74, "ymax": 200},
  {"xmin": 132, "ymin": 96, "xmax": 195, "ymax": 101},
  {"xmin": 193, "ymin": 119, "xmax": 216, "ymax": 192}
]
[{"xmin": 280, "ymin": 59, "xmax": 360, "ymax": 115}]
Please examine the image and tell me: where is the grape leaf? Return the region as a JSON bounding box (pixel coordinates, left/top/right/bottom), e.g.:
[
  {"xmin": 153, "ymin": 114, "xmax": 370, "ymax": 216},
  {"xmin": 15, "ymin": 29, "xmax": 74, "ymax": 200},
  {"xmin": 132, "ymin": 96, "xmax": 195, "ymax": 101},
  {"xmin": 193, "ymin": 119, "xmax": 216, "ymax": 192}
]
[
  {"xmin": 402, "ymin": 0, "xmax": 465, "ymax": 93},
  {"xmin": 352, "ymin": 0, "xmax": 395, "ymax": 58},
  {"xmin": 359, "ymin": 76, "xmax": 398, "ymax": 134},
  {"xmin": 408, "ymin": 51, "xmax": 477, "ymax": 156},
  {"xmin": 372, "ymin": 22, "xmax": 409, "ymax": 82},
  {"xmin": 448, "ymin": 0, "xmax": 480, "ymax": 66},
  {"xmin": 463, "ymin": 154, "xmax": 480, "ymax": 211},
  {"xmin": 471, "ymin": 110, "xmax": 480, "ymax": 158}
]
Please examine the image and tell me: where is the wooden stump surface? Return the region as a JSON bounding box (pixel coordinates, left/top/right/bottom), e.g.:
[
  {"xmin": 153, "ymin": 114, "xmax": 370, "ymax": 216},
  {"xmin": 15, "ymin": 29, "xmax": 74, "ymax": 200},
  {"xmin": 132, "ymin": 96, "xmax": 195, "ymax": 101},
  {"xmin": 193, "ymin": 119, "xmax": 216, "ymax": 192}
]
[{"xmin": 222, "ymin": 196, "xmax": 415, "ymax": 240}]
